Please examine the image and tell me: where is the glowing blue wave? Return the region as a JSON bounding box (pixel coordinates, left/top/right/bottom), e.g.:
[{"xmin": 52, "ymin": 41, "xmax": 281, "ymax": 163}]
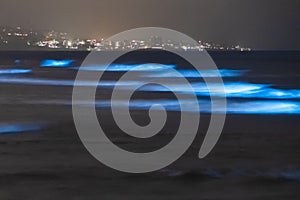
[
  {"xmin": 1, "ymin": 73, "xmax": 300, "ymax": 100},
  {"xmin": 69, "ymin": 99, "xmax": 300, "ymax": 114},
  {"xmin": 0, "ymin": 77, "xmax": 140, "ymax": 87},
  {"xmin": 73, "ymin": 63, "xmax": 176, "ymax": 72},
  {"xmin": 143, "ymin": 69, "xmax": 247, "ymax": 78},
  {"xmin": 141, "ymin": 82, "xmax": 300, "ymax": 99},
  {"xmin": 0, "ymin": 69, "xmax": 32, "ymax": 75},
  {"xmin": 226, "ymin": 101, "xmax": 300, "ymax": 114},
  {"xmin": 113, "ymin": 100, "xmax": 300, "ymax": 114},
  {"xmin": 72, "ymin": 65, "xmax": 245, "ymax": 78},
  {"xmin": 0, "ymin": 123, "xmax": 43, "ymax": 134},
  {"xmin": 132, "ymin": 100, "xmax": 300, "ymax": 114},
  {"xmin": 41, "ymin": 60, "xmax": 74, "ymax": 67},
  {"xmin": 37, "ymin": 98, "xmax": 300, "ymax": 114},
  {"xmin": 1, "ymin": 75, "xmax": 300, "ymax": 100}
]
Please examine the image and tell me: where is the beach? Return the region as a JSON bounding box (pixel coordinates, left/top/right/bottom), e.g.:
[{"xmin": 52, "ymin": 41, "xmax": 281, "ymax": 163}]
[{"xmin": 0, "ymin": 50, "xmax": 299, "ymax": 199}]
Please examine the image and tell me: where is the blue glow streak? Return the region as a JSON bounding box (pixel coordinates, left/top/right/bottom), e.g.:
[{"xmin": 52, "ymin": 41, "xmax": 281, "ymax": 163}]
[
  {"xmin": 276, "ymin": 171, "xmax": 300, "ymax": 181},
  {"xmin": 0, "ymin": 123, "xmax": 43, "ymax": 134},
  {"xmin": 65, "ymin": 99, "xmax": 300, "ymax": 114},
  {"xmin": 125, "ymin": 100, "xmax": 300, "ymax": 114},
  {"xmin": 41, "ymin": 60, "xmax": 74, "ymax": 67},
  {"xmin": 226, "ymin": 88, "xmax": 300, "ymax": 99},
  {"xmin": 141, "ymin": 82, "xmax": 300, "ymax": 99},
  {"xmin": 27, "ymin": 98, "xmax": 300, "ymax": 114},
  {"xmin": 226, "ymin": 101, "xmax": 300, "ymax": 114},
  {"xmin": 143, "ymin": 69, "xmax": 247, "ymax": 78},
  {"xmin": 1, "ymin": 76, "xmax": 300, "ymax": 100},
  {"xmin": 73, "ymin": 63, "xmax": 176, "ymax": 72},
  {"xmin": 0, "ymin": 69, "xmax": 32, "ymax": 75},
  {"xmin": 0, "ymin": 77, "xmax": 140, "ymax": 87}
]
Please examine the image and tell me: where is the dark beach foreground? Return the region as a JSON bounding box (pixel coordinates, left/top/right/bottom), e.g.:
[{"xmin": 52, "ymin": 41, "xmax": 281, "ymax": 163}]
[{"xmin": 0, "ymin": 50, "xmax": 299, "ymax": 199}]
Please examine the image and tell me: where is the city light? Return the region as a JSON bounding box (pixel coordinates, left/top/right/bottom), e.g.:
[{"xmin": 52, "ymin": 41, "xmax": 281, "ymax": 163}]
[{"xmin": 0, "ymin": 27, "xmax": 252, "ymax": 51}]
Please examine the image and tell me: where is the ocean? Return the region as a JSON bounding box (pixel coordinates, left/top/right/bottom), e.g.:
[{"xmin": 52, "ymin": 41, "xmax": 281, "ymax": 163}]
[{"xmin": 0, "ymin": 50, "xmax": 299, "ymax": 199}]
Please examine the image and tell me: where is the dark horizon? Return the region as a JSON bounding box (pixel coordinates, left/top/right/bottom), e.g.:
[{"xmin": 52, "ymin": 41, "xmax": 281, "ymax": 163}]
[{"xmin": 0, "ymin": 0, "xmax": 299, "ymax": 50}]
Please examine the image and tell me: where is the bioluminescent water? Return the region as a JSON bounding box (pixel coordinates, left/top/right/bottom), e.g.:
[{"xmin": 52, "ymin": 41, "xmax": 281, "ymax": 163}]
[
  {"xmin": 140, "ymin": 82, "xmax": 300, "ymax": 99},
  {"xmin": 113, "ymin": 100, "xmax": 300, "ymax": 114},
  {"xmin": 0, "ymin": 77, "xmax": 140, "ymax": 87},
  {"xmin": 72, "ymin": 63, "xmax": 176, "ymax": 72},
  {"xmin": 1, "ymin": 62, "xmax": 299, "ymax": 115},
  {"xmin": 0, "ymin": 123, "xmax": 43, "ymax": 134},
  {"xmin": 123, "ymin": 100, "xmax": 300, "ymax": 114},
  {"xmin": 1, "ymin": 75, "xmax": 300, "ymax": 100},
  {"xmin": 143, "ymin": 69, "xmax": 248, "ymax": 78},
  {"xmin": 41, "ymin": 59, "xmax": 74, "ymax": 67},
  {"xmin": 0, "ymin": 69, "xmax": 32, "ymax": 75},
  {"xmin": 276, "ymin": 171, "xmax": 300, "ymax": 181},
  {"xmin": 32, "ymin": 99, "xmax": 300, "ymax": 114},
  {"xmin": 72, "ymin": 64, "xmax": 246, "ymax": 78}
]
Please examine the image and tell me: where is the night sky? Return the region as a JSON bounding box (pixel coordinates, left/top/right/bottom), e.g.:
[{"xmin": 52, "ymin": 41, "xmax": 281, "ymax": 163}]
[{"xmin": 0, "ymin": 0, "xmax": 299, "ymax": 49}]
